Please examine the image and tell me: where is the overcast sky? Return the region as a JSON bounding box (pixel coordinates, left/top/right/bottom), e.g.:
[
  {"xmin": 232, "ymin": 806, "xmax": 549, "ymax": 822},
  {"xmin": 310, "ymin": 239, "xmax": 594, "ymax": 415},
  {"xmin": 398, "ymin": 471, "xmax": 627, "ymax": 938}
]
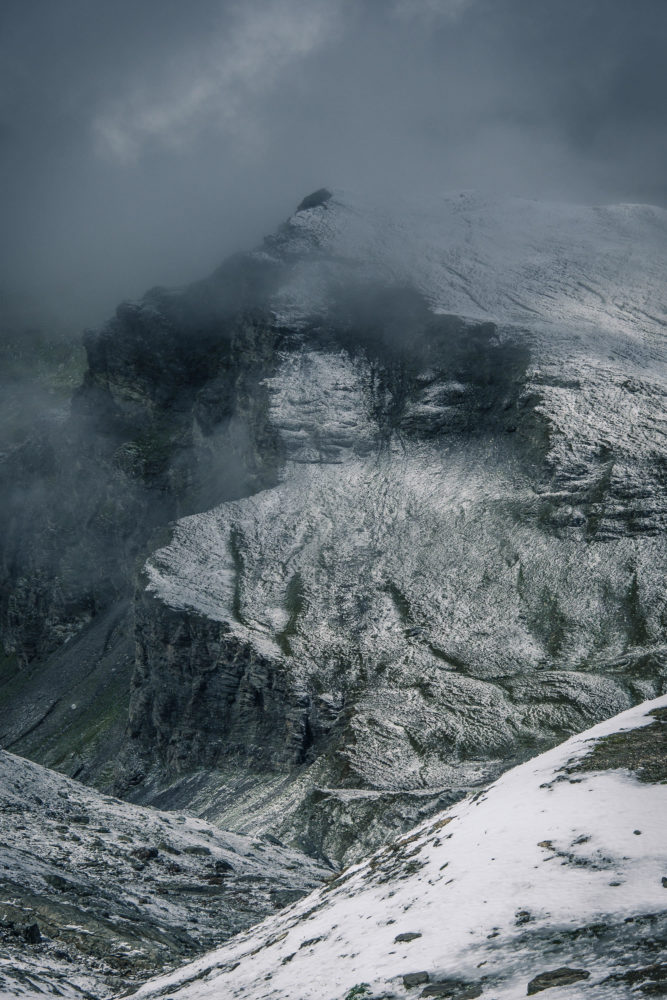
[{"xmin": 2, "ymin": 0, "xmax": 666, "ymax": 330}]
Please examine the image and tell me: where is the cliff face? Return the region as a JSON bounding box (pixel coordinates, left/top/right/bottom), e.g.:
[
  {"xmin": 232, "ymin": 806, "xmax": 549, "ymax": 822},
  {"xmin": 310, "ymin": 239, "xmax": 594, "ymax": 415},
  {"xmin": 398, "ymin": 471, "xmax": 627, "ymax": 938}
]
[
  {"xmin": 0, "ymin": 260, "xmax": 286, "ymax": 781},
  {"xmin": 0, "ymin": 253, "xmax": 285, "ymax": 664},
  {"xmin": 128, "ymin": 594, "xmax": 316, "ymax": 776},
  {"xmin": 2, "ymin": 191, "xmax": 666, "ymax": 863}
]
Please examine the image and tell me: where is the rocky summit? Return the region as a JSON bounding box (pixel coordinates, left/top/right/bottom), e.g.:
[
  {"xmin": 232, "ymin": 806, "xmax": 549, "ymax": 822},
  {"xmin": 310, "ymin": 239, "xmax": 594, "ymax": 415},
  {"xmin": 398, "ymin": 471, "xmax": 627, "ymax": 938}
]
[
  {"xmin": 136, "ymin": 194, "xmax": 667, "ymax": 861},
  {"xmin": 0, "ymin": 189, "xmax": 666, "ymax": 996}
]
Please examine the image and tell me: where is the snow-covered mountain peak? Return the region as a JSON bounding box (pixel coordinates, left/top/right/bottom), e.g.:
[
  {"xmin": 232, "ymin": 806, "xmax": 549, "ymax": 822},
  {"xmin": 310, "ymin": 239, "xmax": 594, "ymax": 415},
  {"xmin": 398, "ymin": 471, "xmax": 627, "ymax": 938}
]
[{"xmin": 268, "ymin": 187, "xmax": 667, "ymax": 347}]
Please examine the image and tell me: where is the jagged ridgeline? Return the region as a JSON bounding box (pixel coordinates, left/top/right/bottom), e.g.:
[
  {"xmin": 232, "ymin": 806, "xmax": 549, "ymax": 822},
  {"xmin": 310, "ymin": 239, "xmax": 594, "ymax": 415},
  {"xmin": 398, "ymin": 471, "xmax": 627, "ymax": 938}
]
[{"xmin": 1, "ymin": 190, "xmax": 666, "ymax": 864}]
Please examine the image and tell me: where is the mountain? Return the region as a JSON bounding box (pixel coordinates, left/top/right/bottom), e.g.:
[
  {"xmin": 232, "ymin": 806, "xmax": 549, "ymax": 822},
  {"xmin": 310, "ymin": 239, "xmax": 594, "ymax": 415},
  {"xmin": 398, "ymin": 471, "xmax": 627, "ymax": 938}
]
[
  {"xmin": 124, "ymin": 190, "xmax": 667, "ymax": 860},
  {"xmin": 1, "ymin": 190, "xmax": 666, "ymax": 868},
  {"xmin": 123, "ymin": 696, "xmax": 667, "ymax": 1000},
  {"xmin": 0, "ymin": 748, "xmax": 327, "ymax": 999}
]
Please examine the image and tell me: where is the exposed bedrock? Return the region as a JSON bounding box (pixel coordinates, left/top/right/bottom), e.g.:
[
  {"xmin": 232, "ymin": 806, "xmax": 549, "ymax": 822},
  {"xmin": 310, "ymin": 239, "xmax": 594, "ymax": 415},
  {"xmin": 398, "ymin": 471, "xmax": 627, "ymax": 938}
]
[
  {"xmin": 0, "ymin": 276, "xmax": 286, "ymax": 780},
  {"xmin": 0, "ymin": 254, "xmax": 286, "ymax": 673},
  {"xmin": 127, "ymin": 592, "xmax": 327, "ymax": 778}
]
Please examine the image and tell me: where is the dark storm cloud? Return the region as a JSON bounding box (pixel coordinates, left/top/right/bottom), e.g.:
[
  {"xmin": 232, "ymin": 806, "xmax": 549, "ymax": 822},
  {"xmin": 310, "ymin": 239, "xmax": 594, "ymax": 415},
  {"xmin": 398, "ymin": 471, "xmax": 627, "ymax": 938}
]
[{"xmin": 1, "ymin": 0, "xmax": 666, "ymax": 331}]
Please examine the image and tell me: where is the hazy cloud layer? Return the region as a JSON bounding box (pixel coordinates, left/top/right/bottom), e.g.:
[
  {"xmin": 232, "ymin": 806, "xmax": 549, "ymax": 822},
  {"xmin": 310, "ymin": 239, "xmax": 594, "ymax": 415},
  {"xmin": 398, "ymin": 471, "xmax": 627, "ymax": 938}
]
[
  {"xmin": 1, "ymin": 0, "xmax": 666, "ymax": 330},
  {"xmin": 93, "ymin": 2, "xmax": 340, "ymax": 163}
]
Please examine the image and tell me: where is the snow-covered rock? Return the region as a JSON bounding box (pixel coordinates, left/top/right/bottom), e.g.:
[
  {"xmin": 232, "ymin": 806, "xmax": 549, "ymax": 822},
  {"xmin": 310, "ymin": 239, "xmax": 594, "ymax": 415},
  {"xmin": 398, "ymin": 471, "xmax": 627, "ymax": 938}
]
[
  {"xmin": 0, "ymin": 750, "xmax": 328, "ymax": 999},
  {"xmin": 126, "ymin": 696, "xmax": 667, "ymax": 1000}
]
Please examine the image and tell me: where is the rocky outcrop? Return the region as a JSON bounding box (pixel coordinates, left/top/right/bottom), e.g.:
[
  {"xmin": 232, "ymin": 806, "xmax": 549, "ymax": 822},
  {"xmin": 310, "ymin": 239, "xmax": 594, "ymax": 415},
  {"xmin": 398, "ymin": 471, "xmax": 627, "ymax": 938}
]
[
  {"xmin": 0, "ymin": 250, "xmax": 287, "ymax": 669},
  {"xmin": 0, "ymin": 271, "xmax": 285, "ymax": 783},
  {"xmin": 128, "ymin": 591, "xmax": 323, "ymax": 777}
]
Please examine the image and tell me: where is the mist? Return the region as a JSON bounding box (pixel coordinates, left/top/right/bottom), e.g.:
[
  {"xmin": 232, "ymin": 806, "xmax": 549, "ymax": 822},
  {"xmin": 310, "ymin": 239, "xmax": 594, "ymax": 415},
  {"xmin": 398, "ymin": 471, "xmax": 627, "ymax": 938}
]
[{"xmin": 2, "ymin": 0, "xmax": 667, "ymax": 332}]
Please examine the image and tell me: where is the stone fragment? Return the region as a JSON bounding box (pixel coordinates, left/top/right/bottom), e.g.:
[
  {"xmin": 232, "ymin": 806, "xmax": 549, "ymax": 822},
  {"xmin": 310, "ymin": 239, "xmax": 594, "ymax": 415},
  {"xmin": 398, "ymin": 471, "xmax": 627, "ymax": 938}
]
[
  {"xmin": 404, "ymin": 972, "xmax": 430, "ymax": 988},
  {"xmin": 22, "ymin": 923, "xmax": 41, "ymax": 944},
  {"xmin": 421, "ymin": 983, "xmax": 482, "ymax": 999},
  {"xmin": 527, "ymin": 967, "xmax": 590, "ymax": 994}
]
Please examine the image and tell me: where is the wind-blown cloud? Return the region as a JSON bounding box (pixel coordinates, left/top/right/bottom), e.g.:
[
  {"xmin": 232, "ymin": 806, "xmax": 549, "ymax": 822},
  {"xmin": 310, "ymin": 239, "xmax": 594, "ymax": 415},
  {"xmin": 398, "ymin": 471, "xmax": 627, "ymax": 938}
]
[{"xmin": 93, "ymin": 0, "xmax": 339, "ymax": 162}]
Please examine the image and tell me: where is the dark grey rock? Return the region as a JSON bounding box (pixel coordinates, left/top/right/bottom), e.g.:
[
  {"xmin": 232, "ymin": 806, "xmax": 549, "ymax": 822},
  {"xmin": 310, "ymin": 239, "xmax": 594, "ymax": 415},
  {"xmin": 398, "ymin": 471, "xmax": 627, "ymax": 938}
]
[
  {"xmin": 131, "ymin": 846, "xmax": 159, "ymax": 862},
  {"xmin": 600, "ymin": 961, "xmax": 667, "ymax": 992},
  {"xmin": 420, "ymin": 983, "xmax": 482, "ymax": 999},
  {"xmin": 527, "ymin": 967, "xmax": 590, "ymax": 994},
  {"xmin": 296, "ymin": 188, "xmax": 332, "ymax": 212},
  {"xmin": 21, "ymin": 922, "xmax": 41, "ymax": 944},
  {"xmin": 404, "ymin": 972, "xmax": 430, "ymax": 988}
]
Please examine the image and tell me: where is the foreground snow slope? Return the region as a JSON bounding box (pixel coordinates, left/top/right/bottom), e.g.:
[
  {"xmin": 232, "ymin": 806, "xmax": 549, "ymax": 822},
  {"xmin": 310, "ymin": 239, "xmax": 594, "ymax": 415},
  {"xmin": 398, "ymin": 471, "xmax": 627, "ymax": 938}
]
[
  {"xmin": 138, "ymin": 191, "xmax": 667, "ymax": 859},
  {"xmin": 0, "ymin": 751, "xmax": 327, "ymax": 999},
  {"xmin": 128, "ymin": 696, "xmax": 667, "ymax": 1000}
]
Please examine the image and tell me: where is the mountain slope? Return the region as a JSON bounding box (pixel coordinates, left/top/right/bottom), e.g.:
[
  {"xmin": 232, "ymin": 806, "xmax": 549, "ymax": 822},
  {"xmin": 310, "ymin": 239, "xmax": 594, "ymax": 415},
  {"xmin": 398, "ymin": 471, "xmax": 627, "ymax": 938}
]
[
  {"xmin": 0, "ymin": 750, "xmax": 328, "ymax": 999},
  {"xmin": 128, "ymin": 696, "xmax": 667, "ymax": 1000}
]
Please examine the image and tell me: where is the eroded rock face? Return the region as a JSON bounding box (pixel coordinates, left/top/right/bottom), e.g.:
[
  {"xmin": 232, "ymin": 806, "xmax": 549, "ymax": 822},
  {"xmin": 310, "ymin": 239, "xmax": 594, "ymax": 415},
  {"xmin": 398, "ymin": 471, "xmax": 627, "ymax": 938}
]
[
  {"xmin": 0, "ymin": 276, "xmax": 285, "ymax": 783},
  {"xmin": 128, "ymin": 593, "xmax": 319, "ymax": 776}
]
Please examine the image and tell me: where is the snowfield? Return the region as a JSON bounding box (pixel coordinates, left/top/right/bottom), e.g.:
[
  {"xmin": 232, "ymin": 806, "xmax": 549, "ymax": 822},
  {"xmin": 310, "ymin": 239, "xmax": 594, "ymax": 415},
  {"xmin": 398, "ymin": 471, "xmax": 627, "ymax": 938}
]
[
  {"xmin": 269, "ymin": 191, "xmax": 667, "ymax": 346},
  {"xmin": 127, "ymin": 696, "xmax": 667, "ymax": 1000}
]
